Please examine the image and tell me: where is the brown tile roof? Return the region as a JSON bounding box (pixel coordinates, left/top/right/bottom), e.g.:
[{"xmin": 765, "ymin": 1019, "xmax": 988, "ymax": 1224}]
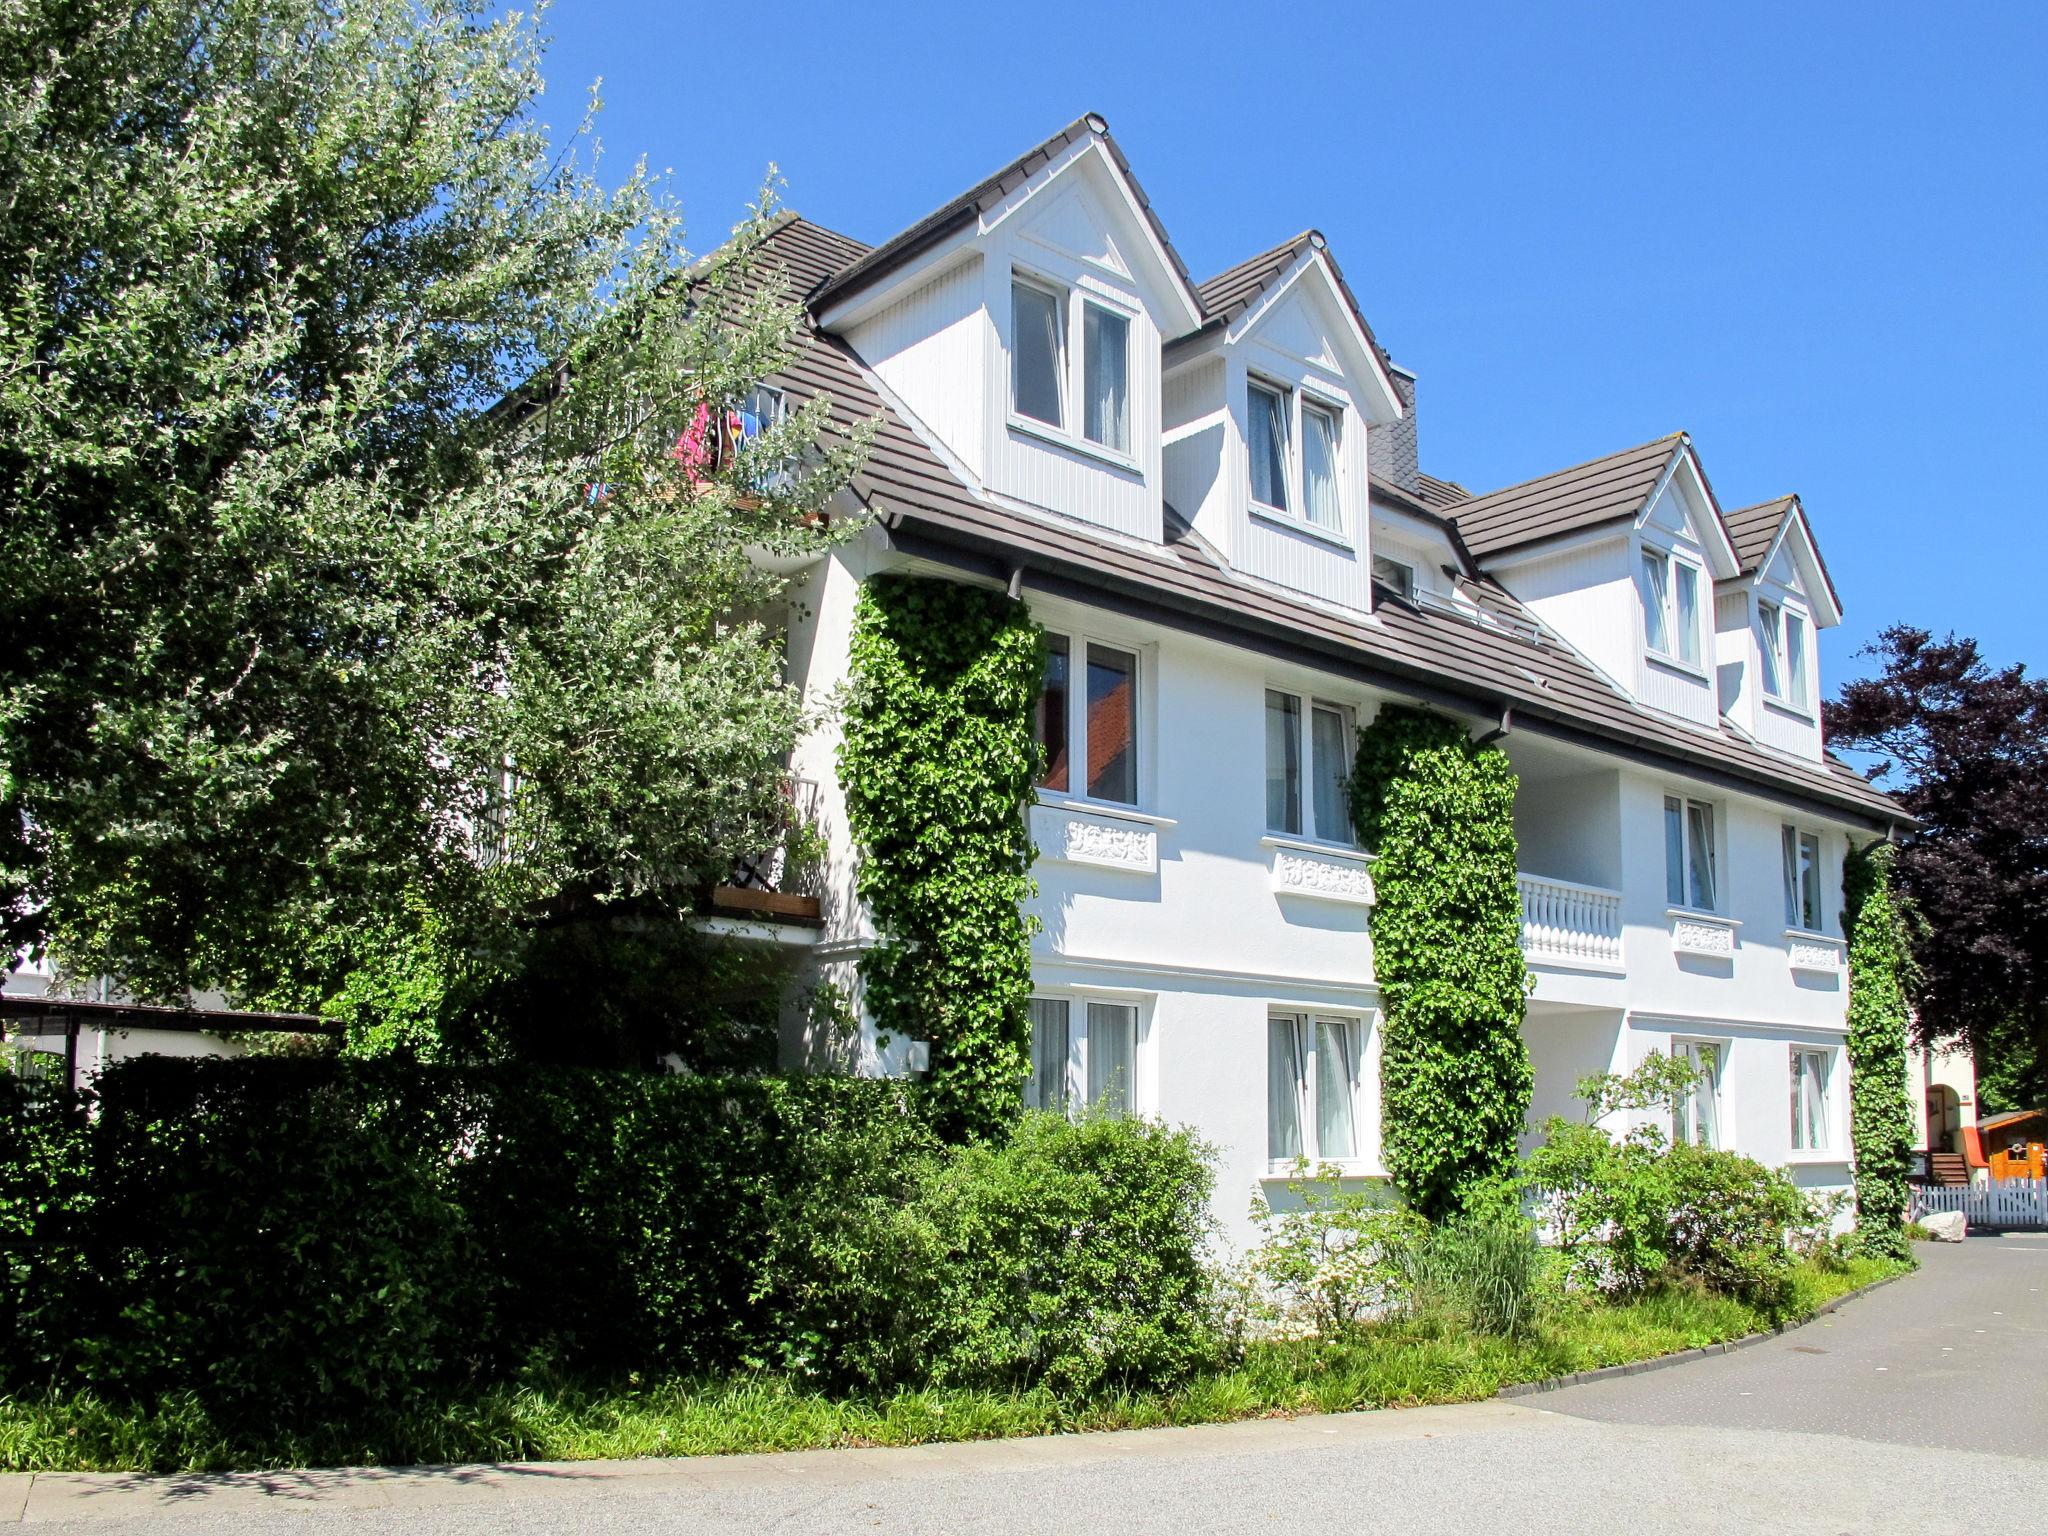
[
  {"xmin": 804, "ymin": 114, "xmax": 1199, "ymax": 322},
  {"xmin": 1171, "ymin": 231, "xmax": 1400, "ymax": 392},
  {"xmin": 747, "ymin": 218, "xmax": 1898, "ymax": 828},
  {"xmin": 1414, "ymin": 472, "xmax": 1471, "ymax": 511},
  {"xmin": 1448, "ymin": 434, "xmax": 1685, "ymax": 560},
  {"xmin": 1725, "ymin": 496, "xmax": 1796, "ymax": 574}
]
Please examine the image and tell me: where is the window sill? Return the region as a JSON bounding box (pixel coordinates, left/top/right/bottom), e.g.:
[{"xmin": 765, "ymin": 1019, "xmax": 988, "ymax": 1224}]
[
  {"xmin": 1762, "ymin": 696, "xmax": 1817, "ymax": 724},
  {"xmin": 1249, "ymin": 502, "xmax": 1353, "ymax": 551},
  {"xmin": 1034, "ymin": 794, "xmax": 1176, "ymax": 829},
  {"xmin": 1262, "ymin": 1160, "xmax": 1383, "ymax": 1182},
  {"xmin": 1668, "ymin": 908, "xmax": 1739, "ymax": 959},
  {"xmin": 1785, "ymin": 930, "xmax": 1846, "ymax": 972},
  {"xmin": 1645, "ymin": 652, "xmax": 1710, "ymax": 684},
  {"xmin": 1007, "ymin": 416, "xmax": 1143, "ymax": 477},
  {"xmin": 1784, "ymin": 1150, "xmax": 1848, "ymax": 1167},
  {"xmin": 1260, "ymin": 833, "xmax": 1367, "ymax": 859}
]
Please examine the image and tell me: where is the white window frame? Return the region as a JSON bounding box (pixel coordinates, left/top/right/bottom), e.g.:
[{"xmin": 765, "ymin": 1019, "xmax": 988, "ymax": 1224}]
[
  {"xmin": 1034, "ymin": 626, "xmax": 1145, "ymax": 810},
  {"xmin": 1640, "ymin": 545, "xmax": 1705, "ymax": 672},
  {"xmin": 1025, "ymin": 991, "xmax": 1146, "ymax": 1117},
  {"xmin": 1790, "ymin": 1046, "xmax": 1833, "ymax": 1153},
  {"xmin": 1781, "ymin": 824, "xmax": 1825, "ymax": 933},
  {"xmin": 1264, "ymin": 689, "xmax": 1355, "ymax": 845},
  {"xmin": 1371, "ymin": 553, "xmax": 1416, "ymax": 601},
  {"xmin": 1008, "ymin": 268, "xmax": 1138, "ymax": 468},
  {"xmin": 1246, "ymin": 376, "xmax": 1349, "ymax": 543},
  {"xmin": 1758, "ymin": 597, "xmax": 1812, "ymax": 714},
  {"xmin": 1670, "ymin": 1038, "xmax": 1725, "ymax": 1149},
  {"xmin": 1663, "ymin": 794, "xmax": 1721, "ymax": 912},
  {"xmin": 1268, "ymin": 1011, "xmax": 1368, "ymax": 1170}
]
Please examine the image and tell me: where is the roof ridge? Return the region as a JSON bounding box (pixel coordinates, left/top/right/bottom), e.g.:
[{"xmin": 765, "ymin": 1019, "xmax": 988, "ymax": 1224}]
[{"xmin": 1454, "ymin": 431, "xmax": 1687, "ymax": 509}]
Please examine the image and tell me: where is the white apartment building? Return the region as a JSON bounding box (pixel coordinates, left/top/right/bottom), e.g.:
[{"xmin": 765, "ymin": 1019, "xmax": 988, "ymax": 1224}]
[{"xmin": 722, "ymin": 114, "xmax": 1904, "ymax": 1247}]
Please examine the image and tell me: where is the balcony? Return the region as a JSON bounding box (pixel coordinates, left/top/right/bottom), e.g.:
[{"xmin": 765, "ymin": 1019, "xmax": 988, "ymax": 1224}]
[
  {"xmin": 1518, "ymin": 873, "xmax": 1623, "ymax": 969},
  {"xmin": 709, "ymin": 777, "xmax": 825, "ymax": 925}
]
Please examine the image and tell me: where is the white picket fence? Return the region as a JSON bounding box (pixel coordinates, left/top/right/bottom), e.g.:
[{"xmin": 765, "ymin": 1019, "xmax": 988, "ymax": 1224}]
[{"xmin": 1912, "ymin": 1178, "xmax": 2048, "ymax": 1231}]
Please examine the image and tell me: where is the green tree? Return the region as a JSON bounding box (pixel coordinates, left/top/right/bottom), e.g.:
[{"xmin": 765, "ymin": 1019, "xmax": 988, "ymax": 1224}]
[
  {"xmin": 1349, "ymin": 705, "xmax": 1532, "ymax": 1218},
  {"xmin": 0, "ymin": 0, "xmax": 864, "ymax": 1047}
]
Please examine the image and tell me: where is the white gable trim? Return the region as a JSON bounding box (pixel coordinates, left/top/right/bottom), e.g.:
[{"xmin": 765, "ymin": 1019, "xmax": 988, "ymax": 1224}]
[
  {"xmin": 1221, "ymin": 251, "xmax": 1403, "ymax": 425},
  {"xmin": 1751, "ymin": 506, "xmax": 1842, "ymax": 627},
  {"xmin": 1634, "ymin": 442, "xmax": 1739, "ymax": 578}
]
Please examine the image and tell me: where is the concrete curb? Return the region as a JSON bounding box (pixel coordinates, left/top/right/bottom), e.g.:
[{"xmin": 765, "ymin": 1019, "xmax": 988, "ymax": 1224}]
[{"xmin": 1497, "ymin": 1269, "xmax": 1910, "ymax": 1399}]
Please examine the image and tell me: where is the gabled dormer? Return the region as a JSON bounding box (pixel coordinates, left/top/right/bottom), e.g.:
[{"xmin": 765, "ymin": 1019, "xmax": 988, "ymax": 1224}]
[
  {"xmin": 1160, "ymin": 233, "xmax": 1405, "ymax": 612},
  {"xmin": 1716, "ymin": 496, "xmax": 1842, "ymax": 760},
  {"xmin": 1454, "ymin": 433, "xmax": 1739, "ymax": 725},
  {"xmin": 810, "ymin": 115, "xmax": 1203, "ymax": 545},
  {"xmin": 1368, "ymin": 479, "xmax": 1479, "ymax": 613}
]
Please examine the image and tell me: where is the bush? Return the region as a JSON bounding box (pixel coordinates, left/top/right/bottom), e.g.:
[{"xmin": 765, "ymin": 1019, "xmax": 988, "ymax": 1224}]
[
  {"xmin": 1241, "ymin": 1165, "xmax": 1426, "ymax": 1337},
  {"xmin": 1, "ymin": 1060, "xmax": 1220, "ymax": 1427}
]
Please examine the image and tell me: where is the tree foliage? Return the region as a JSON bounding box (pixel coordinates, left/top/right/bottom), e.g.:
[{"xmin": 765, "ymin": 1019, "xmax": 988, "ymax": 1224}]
[
  {"xmin": 839, "ymin": 578, "xmax": 1045, "ymax": 1140},
  {"xmin": 1350, "ymin": 705, "xmax": 1532, "ymax": 1218},
  {"xmin": 1842, "ymin": 842, "xmax": 1916, "ymax": 1259},
  {"xmin": 1826, "ymin": 626, "xmax": 2048, "ymax": 1108},
  {"xmin": 0, "ymin": 0, "xmax": 864, "ymax": 1024}
]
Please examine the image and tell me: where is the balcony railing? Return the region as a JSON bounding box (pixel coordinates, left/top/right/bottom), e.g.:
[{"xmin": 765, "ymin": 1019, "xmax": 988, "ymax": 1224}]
[
  {"xmin": 1518, "ymin": 873, "xmax": 1623, "ymax": 968},
  {"xmin": 711, "ymin": 776, "xmax": 825, "ymax": 924}
]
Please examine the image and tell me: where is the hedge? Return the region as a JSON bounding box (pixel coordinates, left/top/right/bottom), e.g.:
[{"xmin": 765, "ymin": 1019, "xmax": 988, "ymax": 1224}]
[{"xmin": 0, "ymin": 1058, "xmax": 1217, "ymax": 1431}]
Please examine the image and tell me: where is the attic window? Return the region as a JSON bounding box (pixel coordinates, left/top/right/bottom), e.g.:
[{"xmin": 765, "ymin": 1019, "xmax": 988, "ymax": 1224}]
[
  {"xmin": 1759, "ymin": 600, "xmax": 1811, "ymax": 712},
  {"xmin": 1371, "ymin": 555, "xmax": 1415, "ymax": 601},
  {"xmin": 1011, "ymin": 273, "xmax": 1134, "ymax": 459},
  {"xmin": 1248, "ymin": 381, "xmax": 1289, "ymax": 511},
  {"xmin": 1012, "ymin": 279, "xmax": 1065, "ymax": 428},
  {"xmin": 1640, "ymin": 547, "xmax": 1702, "ymax": 670}
]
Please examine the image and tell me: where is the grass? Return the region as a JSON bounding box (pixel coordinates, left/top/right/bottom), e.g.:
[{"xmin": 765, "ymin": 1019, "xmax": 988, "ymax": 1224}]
[{"xmin": 0, "ymin": 1253, "xmax": 1908, "ymax": 1476}]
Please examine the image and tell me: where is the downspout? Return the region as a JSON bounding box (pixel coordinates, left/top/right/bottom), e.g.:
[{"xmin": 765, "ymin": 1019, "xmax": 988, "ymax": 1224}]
[{"xmin": 1475, "ymin": 705, "xmax": 1514, "ymax": 746}]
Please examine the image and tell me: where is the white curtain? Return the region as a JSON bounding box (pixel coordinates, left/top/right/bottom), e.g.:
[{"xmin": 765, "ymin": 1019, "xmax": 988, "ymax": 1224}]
[
  {"xmin": 1785, "ymin": 613, "xmax": 1809, "ymax": 707},
  {"xmin": 1674, "ymin": 562, "xmax": 1700, "ymax": 665},
  {"xmin": 1265, "ymin": 690, "xmax": 1300, "ymax": 834},
  {"xmin": 1686, "ymin": 801, "xmax": 1717, "ymax": 909},
  {"xmin": 1087, "ymin": 1002, "xmax": 1137, "ymax": 1115},
  {"xmin": 1311, "ymin": 706, "xmax": 1350, "ymax": 843},
  {"xmin": 1027, "ymin": 998, "xmax": 1069, "ymax": 1112},
  {"xmin": 1758, "ymin": 602, "xmax": 1784, "ymax": 695},
  {"xmin": 1315, "ymin": 1019, "xmax": 1358, "ymax": 1160},
  {"xmin": 1640, "ymin": 552, "xmax": 1671, "ymax": 653},
  {"xmin": 1082, "ymin": 305, "xmax": 1128, "ymax": 452},
  {"xmin": 1012, "ymin": 281, "xmax": 1063, "ymax": 427},
  {"xmin": 1302, "ymin": 405, "xmax": 1339, "ymax": 528},
  {"xmin": 1268, "ymin": 1017, "xmax": 1305, "ymax": 1160}
]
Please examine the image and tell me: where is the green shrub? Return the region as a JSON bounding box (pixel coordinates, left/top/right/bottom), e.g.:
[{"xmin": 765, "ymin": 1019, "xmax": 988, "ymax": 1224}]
[{"xmin": 1241, "ymin": 1165, "xmax": 1426, "ymax": 1337}]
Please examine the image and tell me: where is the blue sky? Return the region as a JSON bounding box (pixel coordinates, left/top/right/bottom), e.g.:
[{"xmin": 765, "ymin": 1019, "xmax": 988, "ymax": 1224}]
[{"xmin": 541, "ymin": 0, "xmax": 2044, "ymax": 686}]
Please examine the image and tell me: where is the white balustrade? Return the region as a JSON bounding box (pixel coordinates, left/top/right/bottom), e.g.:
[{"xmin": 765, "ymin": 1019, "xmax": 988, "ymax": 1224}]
[{"xmin": 1518, "ymin": 873, "xmax": 1624, "ymax": 967}]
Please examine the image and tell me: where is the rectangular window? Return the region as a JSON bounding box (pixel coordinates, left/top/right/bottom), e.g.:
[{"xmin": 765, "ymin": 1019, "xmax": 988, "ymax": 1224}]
[
  {"xmin": 1371, "ymin": 555, "xmax": 1415, "ymax": 601},
  {"xmin": 1310, "ymin": 704, "xmax": 1351, "ymax": 843},
  {"xmin": 1790, "ymin": 1048, "xmax": 1830, "ymax": 1151},
  {"xmin": 1081, "ymin": 303, "xmax": 1129, "ymax": 453},
  {"xmin": 1665, "ymin": 795, "xmax": 1717, "ymax": 910},
  {"xmin": 1086, "ymin": 1001, "xmax": 1138, "ymax": 1114},
  {"xmin": 1025, "ymin": 997, "xmax": 1070, "ymax": 1113},
  {"xmin": 1265, "ymin": 690, "xmax": 1302, "ymax": 835},
  {"xmin": 1026, "ymin": 996, "xmax": 1137, "ymax": 1117},
  {"xmin": 1673, "ymin": 1040, "xmax": 1721, "ymax": 1148},
  {"xmin": 1011, "ymin": 279, "xmax": 1064, "ymax": 428},
  {"xmin": 1758, "ymin": 600, "xmax": 1785, "ymax": 698},
  {"xmin": 1674, "ymin": 561, "xmax": 1701, "ymax": 667},
  {"xmin": 1782, "ymin": 825, "xmax": 1823, "ymax": 930},
  {"xmin": 1085, "ymin": 643, "xmax": 1137, "ymax": 805},
  {"xmin": 1641, "ymin": 550, "xmax": 1672, "ymax": 655},
  {"xmin": 1268, "ymin": 1014, "xmax": 1363, "ymax": 1163},
  {"xmin": 1037, "ymin": 635, "xmax": 1070, "ymax": 793},
  {"xmin": 1248, "ymin": 381, "xmax": 1289, "ymax": 511},
  {"xmin": 1784, "ymin": 611, "xmax": 1809, "ymax": 710},
  {"xmin": 1301, "ymin": 399, "xmax": 1341, "ymax": 530}
]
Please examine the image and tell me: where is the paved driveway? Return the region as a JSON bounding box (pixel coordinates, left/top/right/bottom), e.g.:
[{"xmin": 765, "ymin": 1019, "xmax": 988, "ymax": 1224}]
[{"xmin": 8, "ymin": 1236, "xmax": 2045, "ymax": 1534}]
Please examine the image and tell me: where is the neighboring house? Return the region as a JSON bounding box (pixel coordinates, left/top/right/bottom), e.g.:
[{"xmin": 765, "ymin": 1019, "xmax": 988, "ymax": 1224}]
[
  {"xmin": 697, "ymin": 114, "xmax": 1903, "ymax": 1248},
  {"xmin": 1977, "ymin": 1109, "xmax": 2048, "ymax": 1183},
  {"xmin": 1906, "ymin": 1036, "xmax": 1984, "ymax": 1187}
]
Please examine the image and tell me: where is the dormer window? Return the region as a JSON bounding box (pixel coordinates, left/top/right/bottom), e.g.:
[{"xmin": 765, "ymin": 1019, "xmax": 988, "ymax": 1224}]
[
  {"xmin": 1010, "ymin": 273, "xmax": 1132, "ymax": 458},
  {"xmin": 1758, "ymin": 600, "xmax": 1810, "ymax": 712},
  {"xmin": 1640, "ymin": 547, "xmax": 1702, "ymax": 669},
  {"xmin": 1247, "ymin": 379, "xmax": 1345, "ymax": 535}
]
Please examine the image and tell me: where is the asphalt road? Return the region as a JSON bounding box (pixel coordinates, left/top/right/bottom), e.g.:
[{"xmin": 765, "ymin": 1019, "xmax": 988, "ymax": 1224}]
[{"xmin": 9, "ymin": 1235, "xmax": 2045, "ymax": 1534}]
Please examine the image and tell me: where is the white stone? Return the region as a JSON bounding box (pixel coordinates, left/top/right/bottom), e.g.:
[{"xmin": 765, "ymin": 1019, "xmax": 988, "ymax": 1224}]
[{"xmin": 1920, "ymin": 1209, "xmax": 1967, "ymax": 1242}]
